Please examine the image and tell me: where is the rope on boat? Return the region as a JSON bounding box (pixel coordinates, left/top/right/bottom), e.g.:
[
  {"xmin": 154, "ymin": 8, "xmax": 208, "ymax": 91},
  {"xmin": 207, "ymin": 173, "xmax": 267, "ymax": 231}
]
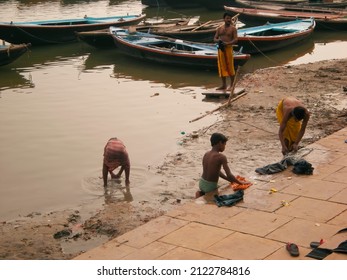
[
  {"xmin": 12, "ymin": 24, "xmax": 75, "ymax": 44},
  {"xmin": 244, "ymin": 37, "xmax": 280, "ymax": 64}
]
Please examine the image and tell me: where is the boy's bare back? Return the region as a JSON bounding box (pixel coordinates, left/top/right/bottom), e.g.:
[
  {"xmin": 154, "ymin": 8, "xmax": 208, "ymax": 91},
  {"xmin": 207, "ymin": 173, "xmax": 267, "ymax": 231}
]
[{"xmin": 201, "ymin": 150, "xmax": 226, "ymax": 183}]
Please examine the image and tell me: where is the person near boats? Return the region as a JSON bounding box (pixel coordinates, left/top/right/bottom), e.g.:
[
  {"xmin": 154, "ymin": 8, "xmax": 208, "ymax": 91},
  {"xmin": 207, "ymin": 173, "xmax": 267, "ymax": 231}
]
[
  {"xmin": 276, "ymin": 97, "xmax": 310, "ymax": 155},
  {"xmin": 213, "ymin": 12, "xmax": 238, "ymax": 90},
  {"xmin": 102, "ymin": 137, "xmax": 130, "ymax": 187}
]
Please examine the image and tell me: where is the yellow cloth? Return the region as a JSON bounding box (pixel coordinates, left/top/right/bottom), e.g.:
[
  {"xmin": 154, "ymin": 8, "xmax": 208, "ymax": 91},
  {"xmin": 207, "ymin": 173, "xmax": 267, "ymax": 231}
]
[
  {"xmin": 276, "ymin": 99, "xmax": 301, "ymax": 147},
  {"xmin": 217, "ymin": 45, "xmax": 235, "ymax": 77}
]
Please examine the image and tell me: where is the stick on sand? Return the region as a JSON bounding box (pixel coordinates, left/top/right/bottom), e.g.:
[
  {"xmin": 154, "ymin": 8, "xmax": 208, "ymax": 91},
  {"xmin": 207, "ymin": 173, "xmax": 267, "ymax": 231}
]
[{"xmin": 189, "ymin": 66, "xmax": 244, "ymax": 123}]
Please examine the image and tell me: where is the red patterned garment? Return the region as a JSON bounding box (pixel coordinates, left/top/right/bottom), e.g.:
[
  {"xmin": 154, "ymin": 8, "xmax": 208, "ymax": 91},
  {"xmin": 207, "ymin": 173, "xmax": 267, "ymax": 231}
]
[{"xmin": 103, "ymin": 137, "xmax": 130, "ymax": 171}]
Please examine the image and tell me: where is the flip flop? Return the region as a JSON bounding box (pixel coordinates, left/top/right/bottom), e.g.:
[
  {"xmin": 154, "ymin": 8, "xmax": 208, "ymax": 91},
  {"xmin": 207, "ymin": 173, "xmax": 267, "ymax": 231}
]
[
  {"xmin": 310, "ymin": 241, "xmax": 321, "ymax": 249},
  {"xmin": 286, "ymin": 243, "xmax": 299, "ymax": 257}
]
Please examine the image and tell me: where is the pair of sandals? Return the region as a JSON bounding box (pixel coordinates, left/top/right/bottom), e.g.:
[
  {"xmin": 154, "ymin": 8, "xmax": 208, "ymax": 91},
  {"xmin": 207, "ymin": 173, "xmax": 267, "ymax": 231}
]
[{"xmin": 286, "ymin": 240, "xmax": 324, "ymax": 257}]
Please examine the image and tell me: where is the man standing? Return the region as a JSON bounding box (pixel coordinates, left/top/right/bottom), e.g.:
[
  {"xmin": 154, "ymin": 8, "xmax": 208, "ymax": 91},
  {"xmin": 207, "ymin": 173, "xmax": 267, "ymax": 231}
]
[
  {"xmin": 102, "ymin": 137, "xmax": 130, "ymax": 187},
  {"xmin": 214, "ymin": 12, "xmax": 238, "ymax": 90},
  {"xmin": 276, "ymin": 97, "xmax": 310, "ymax": 155}
]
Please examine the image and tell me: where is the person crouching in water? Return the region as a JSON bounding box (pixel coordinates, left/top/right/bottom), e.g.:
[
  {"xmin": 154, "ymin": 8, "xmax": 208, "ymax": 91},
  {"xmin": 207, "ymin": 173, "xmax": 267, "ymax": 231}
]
[
  {"xmin": 102, "ymin": 137, "xmax": 130, "ymax": 187},
  {"xmin": 196, "ymin": 133, "xmax": 249, "ymax": 198}
]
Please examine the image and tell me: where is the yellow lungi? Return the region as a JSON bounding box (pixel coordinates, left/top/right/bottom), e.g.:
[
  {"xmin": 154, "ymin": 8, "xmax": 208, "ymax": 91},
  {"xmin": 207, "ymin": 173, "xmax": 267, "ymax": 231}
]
[
  {"xmin": 276, "ymin": 99, "xmax": 301, "ymax": 148},
  {"xmin": 217, "ymin": 45, "xmax": 235, "ymax": 77}
]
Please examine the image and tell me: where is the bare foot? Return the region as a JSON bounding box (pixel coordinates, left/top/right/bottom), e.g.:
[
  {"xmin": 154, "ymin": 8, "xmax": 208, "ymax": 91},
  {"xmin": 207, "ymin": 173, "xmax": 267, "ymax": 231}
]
[{"xmin": 195, "ymin": 190, "xmax": 205, "ymax": 198}]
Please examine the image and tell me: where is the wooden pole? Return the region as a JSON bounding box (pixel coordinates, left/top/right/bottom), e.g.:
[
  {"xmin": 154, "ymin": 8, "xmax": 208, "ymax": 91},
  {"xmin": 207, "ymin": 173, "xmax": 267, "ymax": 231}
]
[
  {"xmin": 189, "ymin": 64, "xmax": 244, "ymax": 123},
  {"xmin": 227, "ymin": 66, "xmax": 241, "ymax": 105},
  {"xmin": 189, "ymin": 91, "xmax": 247, "ymax": 123},
  {"xmin": 191, "ymin": 20, "xmax": 212, "ymax": 31}
]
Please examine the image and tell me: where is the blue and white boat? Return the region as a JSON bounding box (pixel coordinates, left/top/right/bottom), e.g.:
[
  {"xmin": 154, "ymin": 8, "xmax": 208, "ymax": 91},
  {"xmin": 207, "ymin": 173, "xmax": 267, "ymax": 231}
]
[
  {"xmin": 236, "ymin": 18, "xmax": 316, "ymax": 54},
  {"xmin": 0, "ymin": 14, "xmax": 146, "ymax": 45},
  {"xmin": 110, "ymin": 27, "xmax": 251, "ymax": 70}
]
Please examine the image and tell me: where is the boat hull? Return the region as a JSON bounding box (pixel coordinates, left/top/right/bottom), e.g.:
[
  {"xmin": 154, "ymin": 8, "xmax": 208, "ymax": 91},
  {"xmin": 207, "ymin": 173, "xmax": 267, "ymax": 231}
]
[
  {"xmin": 237, "ymin": 19, "xmax": 315, "ymax": 54},
  {"xmin": 0, "ymin": 43, "xmax": 31, "ymax": 66},
  {"xmin": 0, "ymin": 15, "xmax": 146, "ymax": 45},
  {"xmin": 111, "ymin": 29, "xmax": 250, "ymax": 70},
  {"xmin": 224, "ymin": 6, "xmax": 347, "ymax": 31},
  {"xmin": 76, "ymin": 29, "xmax": 113, "ymax": 48}
]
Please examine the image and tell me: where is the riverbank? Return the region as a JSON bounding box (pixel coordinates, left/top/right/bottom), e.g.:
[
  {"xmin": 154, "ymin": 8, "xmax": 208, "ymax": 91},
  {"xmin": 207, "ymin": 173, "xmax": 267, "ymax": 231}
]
[{"xmin": 1, "ymin": 58, "xmax": 346, "ymax": 260}]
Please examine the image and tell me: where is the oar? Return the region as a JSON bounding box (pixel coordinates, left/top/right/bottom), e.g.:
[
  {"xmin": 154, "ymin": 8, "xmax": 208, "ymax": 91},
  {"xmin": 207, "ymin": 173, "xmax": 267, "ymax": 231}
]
[{"xmin": 191, "ymin": 20, "xmax": 212, "ymax": 31}]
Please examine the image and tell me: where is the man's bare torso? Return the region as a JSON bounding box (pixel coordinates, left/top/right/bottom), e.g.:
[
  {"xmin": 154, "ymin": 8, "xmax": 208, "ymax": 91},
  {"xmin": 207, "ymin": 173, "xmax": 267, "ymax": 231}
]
[{"xmin": 216, "ymin": 24, "xmax": 235, "ymax": 42}]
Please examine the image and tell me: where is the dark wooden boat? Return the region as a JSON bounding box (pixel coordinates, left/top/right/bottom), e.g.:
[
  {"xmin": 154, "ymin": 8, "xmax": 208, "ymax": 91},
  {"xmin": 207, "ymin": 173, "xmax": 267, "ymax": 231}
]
[
  {"xmin": 235, "ymin": 0, "xmax": 347, "ymax": 13},
  {"xmin": 224, "ymin": 5, "xmax": 347, "ymax": 30},
  {"xmin": 236, "ymin": 18, "xmax": 315, "ymax": 54},
  {"xmin": 143, "ymin": 19, "xmax": 224, "ymax": 43},
  {"xmin": 141, "ymin": 0, "xmax": 239, "ymax": 9},
  {"xmin": 141, "ymin": 0, "xmax": 168, "ymax": 6},
  {"xmin": 76, "ymin": 17, "xmax": 220, "ymax": 48},
  {"xmin": 0, "ymin": 14, "xmax": 146, "ymax": 45},
  {"xmin": 110, "ymin": 27, "xmax": 251, "ymax": 70},
  {"xmin": 0, "ymin": 43, "xmax": 31, "ymax": 66},
  {"xmin": 299, "ymin": 1, "xmax": 347, "ymax": 9},
  {"xmin": 76, "ymin": 18, "xmax": 199, "ymax": 48}
]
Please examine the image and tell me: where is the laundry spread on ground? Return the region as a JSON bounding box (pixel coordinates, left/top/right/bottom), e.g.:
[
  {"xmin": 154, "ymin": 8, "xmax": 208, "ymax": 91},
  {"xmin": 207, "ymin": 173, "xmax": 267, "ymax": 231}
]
[
  {"xmin": 255, "ymin": 148, "xmax": 314, "ymax": 175},
  {"xmin": 214, "ymin": 190, "xmax": 244, "ymax": 207},
  {"xmin": 292, "ymin": 159, "xmax": 314, "ymax": 175},
  {"xmin": 229, "ymin": 175, "xmax": 252, "ymax": 191}
]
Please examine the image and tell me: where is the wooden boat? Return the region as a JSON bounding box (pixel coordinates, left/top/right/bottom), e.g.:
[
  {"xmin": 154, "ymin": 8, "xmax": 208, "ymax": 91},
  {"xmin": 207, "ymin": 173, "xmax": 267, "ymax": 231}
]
[
  {"xmin": 224, "ymin": 5, "xmax": 347, "ymax": 30},
  {"xmin": 141, "ymin": 0, "xmax": 239, "ymax": 10},
  {"xmin": 141, "ymin": 19, "xmax": 225, "ymax": 43},
  {"xmin": 141, "ymin": 0, "xmax": 168, "ymax": 6},
  {"xmin": 0, "ymin": 14, "xmax": 146, "ymax": 45},
  {"xmin": 77, "ymin": 18, "xmax": 244, "ymax": 48},
  {"xmin": 0, "ymin": 43, "xmax": 31, "ymax": 66},
  {"xmin": 76, "ymin": 17, "xmax": 200, "ymax": 48},
  {"xmin": 236, "ymin": 18, "xmax": 315, "ymax": 54},
  {"xmin": 110, "ymin": 27, "xmax": 251, "ymax": 70},
  {"xmin": 235, "ymin": 0, "xmax": 347, "ymax": 13}
]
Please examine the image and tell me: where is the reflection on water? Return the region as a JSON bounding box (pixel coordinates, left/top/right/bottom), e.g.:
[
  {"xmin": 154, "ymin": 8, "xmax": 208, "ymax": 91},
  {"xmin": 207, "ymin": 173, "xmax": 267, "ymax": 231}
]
[
  {"xmin": 83, "ymin": 47, "xmax": 217, "ymax": 89},
  {"xmin": 22, "ymin": 43, "xmax": 91, "ymax": 67},
  {"xmin": 104, "ymin": 185, "xmax": 133, "ymax": 204},
  {"xmin": 0, "ymin": 68, "xmax": 34, "ymax": 90}
]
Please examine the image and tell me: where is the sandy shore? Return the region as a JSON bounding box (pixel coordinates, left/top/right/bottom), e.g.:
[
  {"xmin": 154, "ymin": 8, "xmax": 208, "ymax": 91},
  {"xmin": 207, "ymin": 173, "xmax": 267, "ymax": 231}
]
[{"xmin": 1, "ymin": 58, "xmax": 346, "ymax": 259}]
